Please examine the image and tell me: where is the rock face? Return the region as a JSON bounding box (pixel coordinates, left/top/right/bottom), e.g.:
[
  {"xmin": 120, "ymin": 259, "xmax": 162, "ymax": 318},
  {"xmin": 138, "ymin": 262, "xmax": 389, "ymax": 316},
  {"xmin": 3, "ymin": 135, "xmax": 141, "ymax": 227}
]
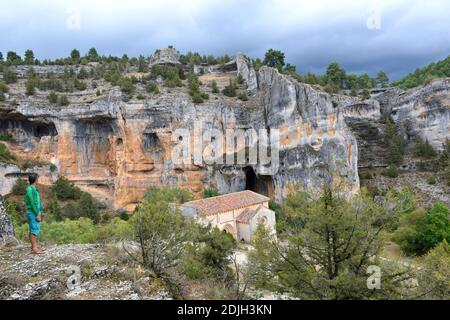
[
  {"xmin": 0, "ymin": 60, "xmax": 359, "ymax": 210},
  {"xmin": 148, "ymin": 47, "xmax": 181, "ymax": 66},
  {"xmin": 0, "ymin": 197, "xmax": 16, "ymax": 245},
  {"xmin": 388, "ymin": 79, "xmax": 449, "ymax": 150},
  {"xmin": 235, "ymin": 54, "xmax": 258, "ymax": 96},
  {"xmin": 0, "ymin": 243, "xmax": 171, "ymax": 300},
  {"xmin": 1, "ymin": 50, "xmax": 448, "ymax": 210}
]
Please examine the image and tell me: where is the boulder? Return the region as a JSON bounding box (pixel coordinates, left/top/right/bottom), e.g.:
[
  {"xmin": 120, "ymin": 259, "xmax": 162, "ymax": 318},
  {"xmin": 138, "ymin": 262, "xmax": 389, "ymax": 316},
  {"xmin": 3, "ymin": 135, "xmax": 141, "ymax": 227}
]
[
  {"xmin": 149, "ymin": 47, "xmax": 181, "ymax": 66},
  {"xmin": 0, "ymin": 196, "xmax": 16, "ymax": 246}
]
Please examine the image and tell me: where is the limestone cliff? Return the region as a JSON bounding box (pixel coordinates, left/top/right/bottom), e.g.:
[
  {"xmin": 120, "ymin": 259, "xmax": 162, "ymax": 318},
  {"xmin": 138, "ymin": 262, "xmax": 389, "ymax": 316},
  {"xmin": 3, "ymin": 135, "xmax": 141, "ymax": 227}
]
[
  {"xmin": 0, "ymin": 57, "xmax": 360, "ymax": 210},
  {"xmin": 0, "ymin": 54, "xmax": 448, "ymax": 210}
]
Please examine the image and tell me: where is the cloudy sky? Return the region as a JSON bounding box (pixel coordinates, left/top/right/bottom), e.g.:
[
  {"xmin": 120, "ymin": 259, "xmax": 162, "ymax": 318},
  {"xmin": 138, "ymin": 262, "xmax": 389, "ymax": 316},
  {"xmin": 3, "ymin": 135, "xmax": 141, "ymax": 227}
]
[{"xmin": 1, "ymin": 0, "xmax": 449, "ymax": 79}]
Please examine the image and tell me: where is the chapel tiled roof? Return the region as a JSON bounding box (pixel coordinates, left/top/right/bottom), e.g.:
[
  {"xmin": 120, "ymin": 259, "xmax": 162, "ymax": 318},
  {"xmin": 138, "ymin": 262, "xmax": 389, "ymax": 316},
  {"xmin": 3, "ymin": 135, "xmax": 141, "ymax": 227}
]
[{"xmin": 183, "ymin": 190, "xmax": 270, "ymax": 216}]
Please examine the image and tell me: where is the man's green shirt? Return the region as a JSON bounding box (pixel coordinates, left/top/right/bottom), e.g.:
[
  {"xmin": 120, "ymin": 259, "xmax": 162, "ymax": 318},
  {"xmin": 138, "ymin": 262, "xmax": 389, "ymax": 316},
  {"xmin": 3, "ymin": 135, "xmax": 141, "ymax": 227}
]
[{"xmin": 25, "ymin": 185, "xmax": 42, "ymax": 217}]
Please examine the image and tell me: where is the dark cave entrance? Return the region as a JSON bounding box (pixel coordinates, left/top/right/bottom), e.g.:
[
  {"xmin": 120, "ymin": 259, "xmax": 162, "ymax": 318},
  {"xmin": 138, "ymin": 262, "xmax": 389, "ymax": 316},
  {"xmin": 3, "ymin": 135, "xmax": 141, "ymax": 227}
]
[{"xmin": 244, "ymin": 166, "xmax": 274, "ymax": 199}]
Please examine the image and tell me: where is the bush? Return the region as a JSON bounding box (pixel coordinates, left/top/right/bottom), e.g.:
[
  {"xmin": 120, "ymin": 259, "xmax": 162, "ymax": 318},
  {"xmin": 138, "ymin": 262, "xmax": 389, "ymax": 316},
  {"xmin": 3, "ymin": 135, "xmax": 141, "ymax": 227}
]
[
  {"xmin": 222, "ymin": 79, "xmax": 237, "ymax": 97},
  {"xmin": 419, "ymin": 203, "xmax": 450, "ymax": 253},
  {"xmin": 181, "ymin": 226, "xmax": 236, "ymax": 280},
  {"xmin": 0, "ymin": 133, "xmax": 13, "ymax": 142},
  {"xmin": 48, "ymin": 91, "xmax": 58, "ymax": 104},
  {"xmin": 191, "ymin": 92, "xmax": 204, "ymax": 104},
  {"xmin": 394, "ymin": 203, "xmax": 450, "ymax": 255},
  {"xmin": 136, "ymin": 94, "xmax": 145, "ymax": 100},
  {"xmin": 414, "ymin": 137, "xmax": 437, "ymax": 159},
  {"xmin": 145, "ymin": 82, "xmax": 159, "ymax": 94},
  {"xmin": 77, "ymin": 192, "xmax": 100, "ymax": 224},
  {"xmin": 203, "ymin": 188, "xmax": 220, "ymax": 198},
  {"xmin": 238, "ymin": 91, "xmax": 248, "ymax": 101},
  {"xmin": 119, "ymin": 210, "xmax": 129, "ymax": 221},
  {"xmin": 12, "ymin": 178, "xmax": 28, "ymax": 196},
  {"xmin": 52, "ymin": 176, "xmax": 82, "ymax": 200},
  {"xmin": 0, "ymin": 143, "xmax": 18, "ymax": 165},
  {"xmin": 74, "ymin": 79, "xmax": 87, "ymax": 91},
  {"xmin": 49, "ymin": 163, "xmax": 57, "ymax": 172},
  {"xmin": 427, "ymin": 176, "xmax": 437, "ymax": 185},
  {"xmin": 16, "ymin": 218, "xmax": 96, "ymax": 244},
  {"xmin": 0, "ymin": 81, "xmax": 9, "ymax": 93},
  {"xmin": 211, "ymin": 80, "xmax": 219, "ymax": 94},
  {"xmin": 58, "ymin": 95, "xmax": 70, "ymax": 106},
  {"xmin": 384, "ymin": 164, "xmax": 399, "ymax": 178},
  {"xmin": 119, "ymin": 77, "xmax": 134, "ymax": 94},
  {"xmin": 94, "ymin": 217, "xmax": 133, "ymax": 241},
  {"xmin": 25, "ymin": 80, "xmax": 35, "ymax": 96},
  {"xmin": 3, "ymin": 69, "xmax": 17, "ymax": 84},
  {"xmin": 362, "ymin": 88, "xmax": 371, "ymax": 99},
  {"xmin": 143, "ymin": 187, "xmax": 193, "ymax": 204}
]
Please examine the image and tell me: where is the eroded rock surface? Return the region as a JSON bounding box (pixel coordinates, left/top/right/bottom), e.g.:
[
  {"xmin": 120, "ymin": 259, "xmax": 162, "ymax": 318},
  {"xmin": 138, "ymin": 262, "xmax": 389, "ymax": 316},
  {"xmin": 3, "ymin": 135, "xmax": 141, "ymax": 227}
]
[
  {"xmin": 1, "ymin": 51, "xmax": 449, "ymax": 210},
  {"xmin": 0, "ymin": 197, "xmax": 16, "ymax": 245}
]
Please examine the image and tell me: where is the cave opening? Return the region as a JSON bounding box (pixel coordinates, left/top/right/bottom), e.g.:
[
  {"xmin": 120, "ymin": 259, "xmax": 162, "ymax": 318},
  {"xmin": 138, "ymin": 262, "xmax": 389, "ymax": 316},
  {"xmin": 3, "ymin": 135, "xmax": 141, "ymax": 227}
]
[
  {"xmin": 0, "ymin": 119, "xmax": 58, "ymax": 144},
  {"xmin": 245, "ymin": 166, "xmax": 257, "ymax": 192},
  {"xmin": 244, "ymin": 166, "xmax": 274, "ymax": 199}
]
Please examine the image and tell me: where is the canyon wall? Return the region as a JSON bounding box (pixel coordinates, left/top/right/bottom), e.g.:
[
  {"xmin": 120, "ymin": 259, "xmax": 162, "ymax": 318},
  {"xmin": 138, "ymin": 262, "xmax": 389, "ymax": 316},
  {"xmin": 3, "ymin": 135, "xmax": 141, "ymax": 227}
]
[{"xmin": 0, "ymin": 55, "xmax": 448, "ymax": 210}]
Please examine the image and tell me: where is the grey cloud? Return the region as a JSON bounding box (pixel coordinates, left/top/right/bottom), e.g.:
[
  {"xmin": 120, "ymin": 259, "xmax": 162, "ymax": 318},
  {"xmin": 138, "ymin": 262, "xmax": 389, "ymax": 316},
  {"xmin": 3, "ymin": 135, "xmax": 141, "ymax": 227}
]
[{"xmin": 0, "ymin": 0, "xmax": 449, "ymax": 80}]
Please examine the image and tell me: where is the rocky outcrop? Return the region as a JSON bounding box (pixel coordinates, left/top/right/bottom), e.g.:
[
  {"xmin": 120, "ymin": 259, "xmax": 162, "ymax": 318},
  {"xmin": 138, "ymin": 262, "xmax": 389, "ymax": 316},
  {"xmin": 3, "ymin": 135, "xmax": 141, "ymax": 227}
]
[
  {"xmin": 0, "ymin": 197, "xmax": 16, "ymax": 245},
  {"xmin": 2, "ymin": 49, "xmax": 448, "ymax": 210},
  {"xmin": 0, "ymin": 58, "xmax": 360, "ymax": 209},
  {"xmin": 387, "ymin": 79, "xmax": 449, "ymax": 150},
  {"xmin": 257, "ymin": 67, "xmax": 360, "ymax": 201},
  {"xmin": 0, "ymin": 243, "xmax": 171, "ymax": 300},
  {"xmin": 235, "ymin": 54, "xmax": 258, "ymax": 96},
  {"xmin": 148, "ymin": 47, "xmax": 181, "ymax": 66}
]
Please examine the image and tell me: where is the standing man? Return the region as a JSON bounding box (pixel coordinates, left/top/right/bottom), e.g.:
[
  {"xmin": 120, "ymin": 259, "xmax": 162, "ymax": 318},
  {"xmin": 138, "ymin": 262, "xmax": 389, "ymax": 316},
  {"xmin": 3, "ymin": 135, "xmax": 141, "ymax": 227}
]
[{"xmin": 25, "ymin": 173, "xmax": 45, "ymax": 254}]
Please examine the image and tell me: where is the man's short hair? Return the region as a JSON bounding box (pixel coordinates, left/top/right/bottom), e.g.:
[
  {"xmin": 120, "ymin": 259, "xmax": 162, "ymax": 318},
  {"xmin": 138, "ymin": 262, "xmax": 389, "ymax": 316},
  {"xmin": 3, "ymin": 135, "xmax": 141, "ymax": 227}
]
[{"xmin": 28, "ymin": 173, "xmax": 38, "ymax": 184}]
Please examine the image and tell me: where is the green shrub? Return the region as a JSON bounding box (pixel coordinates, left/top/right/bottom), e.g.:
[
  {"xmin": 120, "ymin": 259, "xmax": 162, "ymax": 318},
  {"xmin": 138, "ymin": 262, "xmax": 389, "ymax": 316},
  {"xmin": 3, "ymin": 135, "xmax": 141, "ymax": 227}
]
[
  {"xmin": 384, "ymin": 164, "xmax": 399, "ymax": 178},
  {"xmin": 238, "ymin": 91, "xmax": 248, "ymax": 101},
  {"xmin": 145, "ymin": 82, "xmax": 159, "ymax": 94},
  {"xmin": 222, "ymin": 79, "xmax": 237, "ymax": 97},
  {"xmin": 49, "ymin": 163, "xmax": 57, "ymax": 172},
  {"xmin": 181, "ymin": 226, "xmax": 236, "ymax": 280},
  {"xmin": 3, "ymin": 199, "xmax": 27, "ymax": 228},
  {"xmin": 48, "ymin": 91, "xmax": 58, "ymax": 103},
  {"xmin": 0, "ymin": 133, "xmax": 13, "ymax": 142},
  {"xmin": 362, "ymin": 88, "xmax": 371, "ymax": 99},
  {"xmin": 427, "ymin": 176, "xmax": 437, "ymax": 185},
  {"xmin": 0, "ymin": 81, "xmax": 9, "ymax": 93},
  {"xmin": 58, "ymin": 95, "xmax": 70, "ymax": 106},
  {"xmin": 211, "ymin": 80, "xmax": 219, "ymax": 94},
  {"xmin": 143, "ymin": 187, "xmax": 193, "ymax": 204},
  {"xmin": 52, "ymin": 176, "xmax": 82, "ymax": 200},
  {"xmin": 16, "ymin": 218, "xmax": 96, "ymax": 244},
  {"xmin": 0, "ymin": 143, "xmax": 18, "ymax": 165},
  {"xmin": 25, "ymin": 80, "xmax": 35, "ymax": 96},
  {"xmin": 74, "ymin": 79, "xmax": 87, "ymax": 91},
  {"xmin": 414, "ymin": 137, "xmax": 437, "ymax": 159},
  {"xmin": 77, "ymin": 192, "xmax": 100, "ymax": 224},
  {"xmin": 94, "ymin": 217, "xmax": 133, "ymax": 241},
  {"xmin": 119, "ymin": 77, "xmax": 134, "ymax": 94},
  {"xmin": 3, "ymin": 69, "xmax": 17, "ymax": 84},
  {"xmin": 394, "ymin": 203, "xmax": 450, "ymax": 255},
  {"xmin": 418, "ymin": 203, "xmax": 450, "ymax": 253},
  {"xmin": 191, "ymin": 92, "xmax": 204, "ymax": 104},
  {"xmin": 203, "ymin": 188, "xmax": 220, "ymax": 198},
  {"xmin": 119, "ymin": 210, "xmax": 129, "ymax": 221},
  {"xmin": 136, "ymin": 94, "xmax": 145, "ymax": 100},
  {"xmin": 12, "ymin": 178, "xmax": 28, "ymax": 196}
]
